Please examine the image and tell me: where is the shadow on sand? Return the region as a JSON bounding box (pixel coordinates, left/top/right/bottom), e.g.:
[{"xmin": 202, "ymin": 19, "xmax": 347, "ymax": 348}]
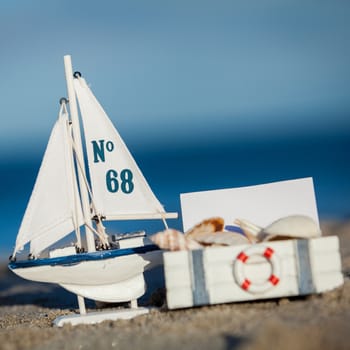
[{"xmin": 0, "ymin": 266, "xmax": 87, "ymax": 309}]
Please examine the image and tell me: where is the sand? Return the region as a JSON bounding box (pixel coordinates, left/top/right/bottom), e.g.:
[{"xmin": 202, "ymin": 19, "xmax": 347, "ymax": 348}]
[{"xmin": 1, "ymin": 220, "xmax": 349, "ymax": 350}]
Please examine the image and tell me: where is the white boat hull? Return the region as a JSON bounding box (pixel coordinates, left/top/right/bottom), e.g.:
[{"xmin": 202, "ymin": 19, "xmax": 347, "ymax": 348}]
[
  {"xmin": 60, "ymin": 274, "xmax": 146, "ymax": 303},
  {"xmin": 9, "ymin": 247, "xmax": 163, "ymax": 303}
]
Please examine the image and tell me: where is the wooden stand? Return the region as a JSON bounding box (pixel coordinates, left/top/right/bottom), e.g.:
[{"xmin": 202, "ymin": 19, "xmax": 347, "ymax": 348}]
[{"xmin": 54, "ymin": 305, "xmax": 150, "ymax": 327}]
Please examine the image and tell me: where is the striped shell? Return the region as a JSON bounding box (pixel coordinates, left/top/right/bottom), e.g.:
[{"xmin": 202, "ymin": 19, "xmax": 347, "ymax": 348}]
[{"xmin": 150, "ymin": 229, "xmax": 202, "ymax": 251}]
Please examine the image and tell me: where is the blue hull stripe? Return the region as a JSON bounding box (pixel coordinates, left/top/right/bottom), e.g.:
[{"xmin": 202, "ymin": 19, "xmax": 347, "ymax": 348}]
[{"xmin": 9, "ymin": 245, "xmax": 160, "ymax": 269}]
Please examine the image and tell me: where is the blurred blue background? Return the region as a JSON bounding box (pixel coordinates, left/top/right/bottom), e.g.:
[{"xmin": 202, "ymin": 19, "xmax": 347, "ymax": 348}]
[{"xmin": 1, "ymin": 0, "xmax": 349, "ymax": 257}]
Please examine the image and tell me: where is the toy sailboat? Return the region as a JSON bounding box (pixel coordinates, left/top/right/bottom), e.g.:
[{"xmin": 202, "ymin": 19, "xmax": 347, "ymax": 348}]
[{"xmin": 8, "ymin": 55, "xmax": 177, "ymax": 325}]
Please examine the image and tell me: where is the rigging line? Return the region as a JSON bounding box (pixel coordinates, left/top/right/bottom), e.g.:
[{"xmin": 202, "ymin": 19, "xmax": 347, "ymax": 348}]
[
  {"xmin": 157, "ymin": 210, "xmax": 168, "ymax": 229},
  {"xmin": 84, "ymin": 221, "xmax": 108, "ymax": 246},
  {"xmin": 70, "ymin": 126, "xmax": 109, "ymax": 246},
  {"xmin": 162, "ymin": 215, "xmax": 169, "ymax": 229},
  {"xmin": 68, "ymin": 133, "xmax": 109, "ymax": 246},
  {"xmin": 68, "ymin": 127, "xmax": 99, "ymax": 218}
]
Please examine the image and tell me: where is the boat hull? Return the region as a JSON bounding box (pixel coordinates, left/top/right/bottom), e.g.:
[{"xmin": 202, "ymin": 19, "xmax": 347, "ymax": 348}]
[
  {"xmin": 9, "ymin": 245, "xmax": 163, "ymax": 302},
  {"xmin": 60, "ymin": 274, "xmax": 146, "ymax": 303}
]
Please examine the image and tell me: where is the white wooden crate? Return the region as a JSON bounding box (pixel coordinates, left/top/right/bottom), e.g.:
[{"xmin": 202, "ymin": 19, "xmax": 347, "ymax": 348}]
[{"xmin": 163, "ymin": 236, "xmax": 343, "ymax": 309}]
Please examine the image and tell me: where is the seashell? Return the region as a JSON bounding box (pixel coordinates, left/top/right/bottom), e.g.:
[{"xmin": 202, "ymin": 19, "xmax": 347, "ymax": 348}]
[
  {"xmin": 258, "ymin": 215, "xmax": 321, "ymax": 241},
  {"xmin": 234, "ymin": 215, "xmax": 321, "ymax": 242},
  {"xmin": 150, "ymin": 229, "xmax": 202, "ymax": 251},
  {"xmin": 192, "ymin": 231, "xmax": 250, "ymax": 246},
  {"xmin": 185, "ymin": 217, "xmax": 224, "ymax": 239}
]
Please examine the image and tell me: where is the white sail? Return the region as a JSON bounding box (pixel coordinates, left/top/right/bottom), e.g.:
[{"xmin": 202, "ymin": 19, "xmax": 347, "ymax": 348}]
[
  {"xmin": 14, "ymin": 106, "xmax": 85, "ymax": 256},
  {"xmin": 73, "ymin": 77, "xmax": 176, "ymax": 220}
]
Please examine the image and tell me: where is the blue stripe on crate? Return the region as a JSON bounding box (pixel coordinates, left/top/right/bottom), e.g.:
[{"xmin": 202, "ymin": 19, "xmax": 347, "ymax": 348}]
[
  {"xmin": 190, "ymin": 249, "xmax": 210, "ymax": 306},
  {"xmin": 296, "ymin": 239, "xmax": 316, "ymax": 295}
]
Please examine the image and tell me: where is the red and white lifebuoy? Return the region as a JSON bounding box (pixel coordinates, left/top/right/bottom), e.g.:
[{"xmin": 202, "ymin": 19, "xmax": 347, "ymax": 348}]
[{"xmin": 233, "ymin": 245, "xmax": 281, "ymax": 294}]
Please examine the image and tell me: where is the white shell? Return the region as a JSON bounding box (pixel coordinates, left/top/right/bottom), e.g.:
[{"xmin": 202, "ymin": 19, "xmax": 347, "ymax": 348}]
[
  {"xmin": 259, "ymin": 215, "xmax": 321, "ymax": 241},
  {"xmin": 234, "ymin": 215, "xmax": 321, "ymax": 242}
]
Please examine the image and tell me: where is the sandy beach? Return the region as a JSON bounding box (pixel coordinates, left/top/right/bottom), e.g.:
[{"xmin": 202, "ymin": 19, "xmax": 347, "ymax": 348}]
[{"xmin": 1, "ymin": 220, "xmax": 349, "ymax": 350}]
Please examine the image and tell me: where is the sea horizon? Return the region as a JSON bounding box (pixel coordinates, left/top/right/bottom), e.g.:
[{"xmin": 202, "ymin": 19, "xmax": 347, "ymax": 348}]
[{"xmin": 1, "ymin": 131, "xmax": 349, "ymax": 260}]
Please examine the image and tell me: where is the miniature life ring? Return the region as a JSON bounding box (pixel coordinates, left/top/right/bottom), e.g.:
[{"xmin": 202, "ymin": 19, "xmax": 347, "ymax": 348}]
[{"xmin": 233, "ymin": 245, "xmax": 281, "ymax": 294}]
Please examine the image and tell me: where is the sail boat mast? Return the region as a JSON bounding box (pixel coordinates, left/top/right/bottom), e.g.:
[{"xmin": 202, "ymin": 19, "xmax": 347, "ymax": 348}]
[{"xmin": 64, "ymin": 55, "xmax": 95, "ymax": 253}]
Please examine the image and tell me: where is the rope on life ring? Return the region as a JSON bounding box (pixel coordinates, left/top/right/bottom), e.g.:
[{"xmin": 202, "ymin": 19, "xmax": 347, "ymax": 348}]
[{"xmin": 233, "ymin": 245, "xmax": 281, "ymax": 294}]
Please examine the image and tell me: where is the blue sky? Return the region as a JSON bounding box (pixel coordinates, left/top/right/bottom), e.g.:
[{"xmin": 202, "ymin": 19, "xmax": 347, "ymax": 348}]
[{"xmin": 1, "ymin": 0, "xmax": 350, "ymax": 156}]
